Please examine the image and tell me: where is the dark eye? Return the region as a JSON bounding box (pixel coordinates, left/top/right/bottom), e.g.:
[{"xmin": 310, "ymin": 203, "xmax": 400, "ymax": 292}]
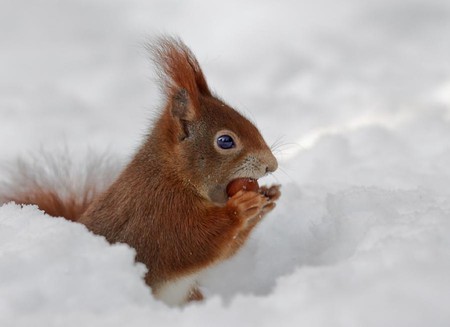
[{"xmin": 217, "ymin": 135, "xmax": 235, "ymax": 149}]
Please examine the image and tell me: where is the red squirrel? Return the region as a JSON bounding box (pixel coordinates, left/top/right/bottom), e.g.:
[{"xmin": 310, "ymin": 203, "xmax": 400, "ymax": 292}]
[{"xmin": 0, "ymin": 37, "xmax": 281, "ymax": 306}]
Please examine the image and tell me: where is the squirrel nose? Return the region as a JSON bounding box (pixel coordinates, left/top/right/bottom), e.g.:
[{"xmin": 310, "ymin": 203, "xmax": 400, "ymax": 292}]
[{"xmin": 264, "ymin": 152, "xmax": 278, "ymax": 174}]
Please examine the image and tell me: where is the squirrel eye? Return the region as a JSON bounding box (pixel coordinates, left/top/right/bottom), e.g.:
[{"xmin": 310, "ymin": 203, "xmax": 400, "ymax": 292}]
[{"xmin": 217, "ymin": 135, "xmax": 235, "ymax": 149}]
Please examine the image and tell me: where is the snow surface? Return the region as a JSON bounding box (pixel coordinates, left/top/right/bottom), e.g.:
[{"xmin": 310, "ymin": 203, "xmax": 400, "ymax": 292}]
[{"xmin": 1, "ymin": 0, "xmax": 450, "ymax": 326}]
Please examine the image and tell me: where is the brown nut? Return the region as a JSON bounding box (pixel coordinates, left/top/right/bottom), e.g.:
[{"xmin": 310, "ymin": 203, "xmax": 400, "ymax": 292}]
[{"xmin": 226, "ymin": 178, "xmax": 259, "ymax": 197}]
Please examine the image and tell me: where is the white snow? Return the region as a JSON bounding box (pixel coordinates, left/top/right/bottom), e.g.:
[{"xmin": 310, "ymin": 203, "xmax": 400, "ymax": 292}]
[{"xmin": 1, "ymin": 0, "xmax": 450, "ymax": 326}]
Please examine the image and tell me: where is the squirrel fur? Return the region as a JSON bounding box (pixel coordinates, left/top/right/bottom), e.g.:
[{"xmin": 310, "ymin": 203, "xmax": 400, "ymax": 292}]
[{"xmin": 0, "ymin": 36, "xmax": 281, "ymax": 306}]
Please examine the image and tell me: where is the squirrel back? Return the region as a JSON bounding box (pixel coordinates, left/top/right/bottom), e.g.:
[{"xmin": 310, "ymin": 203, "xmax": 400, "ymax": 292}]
[{"xmin": 1, "ymin": 37, "xmax": 281, "ymax": 306}]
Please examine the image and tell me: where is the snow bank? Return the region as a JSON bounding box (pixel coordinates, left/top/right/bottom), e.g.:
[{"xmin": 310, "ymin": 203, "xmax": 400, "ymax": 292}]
[
  {"xmin": 2, "ymin": 166, "xmax": 450, "ymax": 326},
  {"xmin": 0, "ymin": 204, "xmax": 159, "ymax": 325},
  {"xmin": 1, "ymin": 0, "xmax": 450, "ymax": 326}
]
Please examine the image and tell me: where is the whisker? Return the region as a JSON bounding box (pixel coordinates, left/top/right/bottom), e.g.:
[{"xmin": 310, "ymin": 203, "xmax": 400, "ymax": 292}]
[
  {"xmin": 276, "ymin": 166, "xmax": 295, "ymax": 183},
  {"xmin": 270, "ymin": 137, "xmax": 302, "ymax": 157},
  {"xmin": 270, "ymin": 136, "xmax": 285, "ymax": 151}
]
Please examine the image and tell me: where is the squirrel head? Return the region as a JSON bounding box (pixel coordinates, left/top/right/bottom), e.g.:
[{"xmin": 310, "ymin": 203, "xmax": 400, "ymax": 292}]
[{"xmin": 150, "ymin": 37, "xmax": 277, "ymax": 203}]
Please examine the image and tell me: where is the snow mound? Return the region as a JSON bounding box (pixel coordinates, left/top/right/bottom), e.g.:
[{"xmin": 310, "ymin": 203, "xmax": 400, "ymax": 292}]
[
  {"xmin": 0, "ymin": 203, "xmax": 162, "ymax": 326},
  {"xmin": 2, "ymin": 175, "xmax": 450, "ymax": 326}
]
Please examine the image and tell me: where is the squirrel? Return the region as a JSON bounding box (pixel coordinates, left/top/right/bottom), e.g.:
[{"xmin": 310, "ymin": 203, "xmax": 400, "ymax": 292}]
[{"xmin": 0, "ymin": 36, "xmax": 281, "ymax": 306}]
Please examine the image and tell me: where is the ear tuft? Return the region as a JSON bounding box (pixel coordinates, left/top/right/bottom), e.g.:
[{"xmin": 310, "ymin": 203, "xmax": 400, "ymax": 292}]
[{"xmin": 150, "ymin": 36, "xmax": 212, "ymax": 110}]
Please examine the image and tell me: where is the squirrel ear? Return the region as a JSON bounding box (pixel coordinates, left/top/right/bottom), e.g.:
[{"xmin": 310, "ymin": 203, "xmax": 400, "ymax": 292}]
[
  {"xmin": 171, "ymin": 88, "xmax": 196, "ymax": 121},
  {"xmin": 170, "ymin": 88, "xmax": 195, "ymax": 141},
  {"xmin": 151, "ymin": 36, "xmax": 211, "ymax": 113}
]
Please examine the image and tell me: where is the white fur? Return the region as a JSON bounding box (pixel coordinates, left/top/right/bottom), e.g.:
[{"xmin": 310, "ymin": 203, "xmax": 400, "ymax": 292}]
[{"xmin": 154, "ymin": 273, "xmax": 200, "ymax": 307}]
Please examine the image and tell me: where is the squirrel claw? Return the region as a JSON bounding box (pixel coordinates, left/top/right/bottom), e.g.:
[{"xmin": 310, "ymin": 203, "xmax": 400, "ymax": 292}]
[{"xmin": 259, "ymin": 184, "xmax": 281, "ymax": 201}]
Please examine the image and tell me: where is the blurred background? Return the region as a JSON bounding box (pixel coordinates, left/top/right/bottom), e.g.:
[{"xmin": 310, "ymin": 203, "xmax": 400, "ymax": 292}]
[{"xmin": 1, "ymin": 0, "xmax": 449, "ymax": 162}]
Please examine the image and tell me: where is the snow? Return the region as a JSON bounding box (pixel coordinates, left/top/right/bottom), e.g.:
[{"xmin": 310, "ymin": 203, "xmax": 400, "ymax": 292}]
[{"xmin": 1, "ymin": 0, "xmax": 450, "ymax": 326}]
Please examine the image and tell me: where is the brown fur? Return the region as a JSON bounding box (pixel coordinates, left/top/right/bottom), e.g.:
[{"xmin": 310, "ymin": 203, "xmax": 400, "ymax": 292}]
[
  {"xmin": 6, "ymin": 189, "xmax": 89, "ymax": 221},
  {"xmin": 2, "ymin": 37, "xmax": 281, "ymax": 306}
]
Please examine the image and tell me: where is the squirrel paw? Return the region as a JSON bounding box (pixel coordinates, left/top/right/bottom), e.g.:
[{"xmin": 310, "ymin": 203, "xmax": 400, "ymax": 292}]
[
  {"xmin": 259, "ymin": 184, "xmax": 281, "ymax": 202},
  {"xmin": 227, "ymin": 190, "xmax": 271, "ymax": 222},
  {"xmin": 258, "ymin": 184, "xmax": 281, "ymax": 216}
]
